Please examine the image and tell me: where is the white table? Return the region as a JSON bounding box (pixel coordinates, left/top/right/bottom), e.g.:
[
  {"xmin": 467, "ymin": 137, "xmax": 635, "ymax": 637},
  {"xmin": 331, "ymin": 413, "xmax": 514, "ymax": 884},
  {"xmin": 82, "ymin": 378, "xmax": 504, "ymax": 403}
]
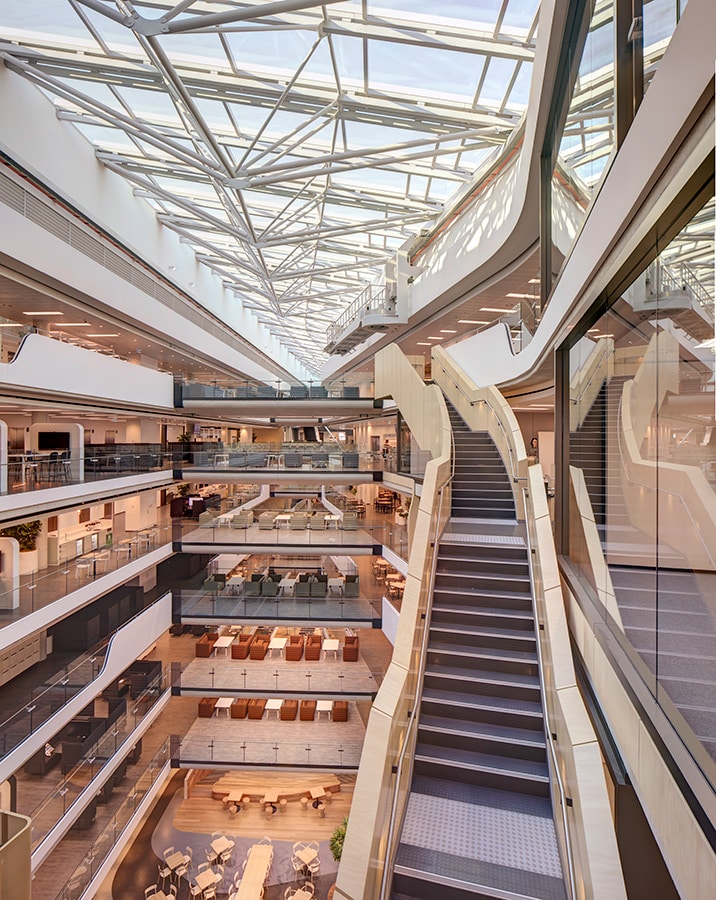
[
  {"xmin": 265, "ymin": 698, "xmax": 283, "ymax": 719},
  {"xmin": 268, "ymin": 637, "xmax": 287, "ymax": 657},
  {"xmin": 215, "ymin": 697, "xmax": 233, "ymax": 716},
  {"xmin": 273, "ymin": 513, "xmax": 292, "ymax": 528},
  {"xmin": 324, "ymin": 515, "xmax": 341, "ymax": 528},
  {"xmin": 316, "ymin": 699, "xmax": 333, "ymax": 720},
  {"xmin": 322, "ymin": 638, "xmax": 340, "ymax": 659},
  {"xmin": 279, "ymin": 577, "xmax": 296, "ymax": 596},
  {"xmin": 213, "ymin": 636, "xmax": 234, "ymax": 656},
  {"xmin": 328, "ymin": 577, "xmax": 344, "ymax": 595},
  {"xmin": 227, "ymin": 574, "xmax": 245, "ymax": 594}
]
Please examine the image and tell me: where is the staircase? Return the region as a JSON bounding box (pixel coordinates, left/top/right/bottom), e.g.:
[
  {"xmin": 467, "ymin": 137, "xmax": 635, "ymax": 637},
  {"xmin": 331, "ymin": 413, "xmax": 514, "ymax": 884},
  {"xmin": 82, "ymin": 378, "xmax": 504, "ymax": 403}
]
[{"xmin": 392, "ymin": 404, "xmax": 566, "ymax": 900}]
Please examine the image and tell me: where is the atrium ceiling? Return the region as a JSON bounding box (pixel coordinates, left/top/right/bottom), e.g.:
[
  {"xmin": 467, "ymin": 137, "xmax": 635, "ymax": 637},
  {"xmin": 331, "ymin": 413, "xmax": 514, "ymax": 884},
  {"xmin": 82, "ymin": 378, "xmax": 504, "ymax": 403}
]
[{"xmin": 0, "ymin": 0, "xmax": 540, "ymax": 373}]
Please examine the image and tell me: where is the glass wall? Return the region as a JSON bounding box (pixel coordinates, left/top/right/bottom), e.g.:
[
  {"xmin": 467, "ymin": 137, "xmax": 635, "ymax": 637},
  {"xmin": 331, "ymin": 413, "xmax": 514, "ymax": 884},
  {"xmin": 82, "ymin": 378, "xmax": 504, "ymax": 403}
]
[
  {"xmin": 552, "ymin": 0, "xmax": 616, "ymax": 266},
  {"xmin": 643, "ymin": 0, "xmax": 689, "ymax": 96},
  {"xmin": 566, "ymin": 195, "xmax": 715, "ymax": 782}
]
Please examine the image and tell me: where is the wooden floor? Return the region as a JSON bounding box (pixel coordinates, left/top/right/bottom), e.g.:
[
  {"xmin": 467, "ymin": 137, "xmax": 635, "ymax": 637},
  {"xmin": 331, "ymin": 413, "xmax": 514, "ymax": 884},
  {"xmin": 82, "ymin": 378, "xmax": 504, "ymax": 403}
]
[{"xmin": 175, "ymin": 772, "xmax": 355, "ymax": 842}]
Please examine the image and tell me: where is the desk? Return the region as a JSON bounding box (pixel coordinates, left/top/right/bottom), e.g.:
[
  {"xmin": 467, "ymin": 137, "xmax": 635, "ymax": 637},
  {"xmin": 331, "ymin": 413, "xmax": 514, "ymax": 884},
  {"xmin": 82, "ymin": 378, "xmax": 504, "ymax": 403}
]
[
  {"xmin": 268, "ymin": 637, "xmax": 287, "ymax": 658},
  {"xmin": 322, "ymin": 638, "xmax": 339, "ymax": 659},
  {"xmin": 265, "ymin": 698, "xmax": 283, "ymax": 719},
  {"xmin": 215, "ymin": 697, "xmax": 233, "ymax": 717},
  {"xmin": 213, "ymin": 636, "xmax": 234, "ymax": 656},
  {"xmin": 273, "ymin": 513, "xmax": 292, "ymax": 528},
  {"xmin": 235, "ymin": 844, "xmax": 273, "ymax": 898},
  {"xmin": 316, "ymin": 699, "xmax": 333, "ymax": 720}
]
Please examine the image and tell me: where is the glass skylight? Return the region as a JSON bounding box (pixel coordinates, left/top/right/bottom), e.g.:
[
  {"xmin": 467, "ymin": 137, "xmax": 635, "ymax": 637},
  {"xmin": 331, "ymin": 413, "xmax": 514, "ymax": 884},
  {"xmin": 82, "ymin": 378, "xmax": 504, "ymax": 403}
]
[{"xmin": 1, "ymin": 0, "xmax": 540, "ymax": 374}]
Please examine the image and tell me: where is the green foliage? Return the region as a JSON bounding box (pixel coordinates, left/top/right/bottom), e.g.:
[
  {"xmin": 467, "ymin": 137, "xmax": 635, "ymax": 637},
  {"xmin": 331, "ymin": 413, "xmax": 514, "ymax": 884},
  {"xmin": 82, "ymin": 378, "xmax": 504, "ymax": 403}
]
[
  {"xmin": 329, "ymin": 817, "xmax": 348, "ymax": 861},
  {"xmin": 0, "ymin": 520, "xmax": 42, "ymax": 551},
  {"xmin": 176, "ymin": 483, "xmax": 191, "ymax": 497}
]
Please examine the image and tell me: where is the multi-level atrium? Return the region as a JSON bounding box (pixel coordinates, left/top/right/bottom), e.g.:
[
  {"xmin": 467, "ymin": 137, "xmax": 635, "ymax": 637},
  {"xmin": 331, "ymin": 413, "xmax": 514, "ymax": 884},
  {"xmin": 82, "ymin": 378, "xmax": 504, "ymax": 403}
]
[{"xmin": 0, "ymin": 2, "xmax": 713, "ymax": 900}]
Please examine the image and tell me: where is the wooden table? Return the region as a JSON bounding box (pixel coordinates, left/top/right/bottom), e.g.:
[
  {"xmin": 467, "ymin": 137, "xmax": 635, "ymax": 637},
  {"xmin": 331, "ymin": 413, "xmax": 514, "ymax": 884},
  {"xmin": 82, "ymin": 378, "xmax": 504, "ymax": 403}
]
[
  {"xmin": 211, "ymin": 835, "xmax": 233, "ymax": 857},
  {"xmin": 235, "ymin": 844, "xmax": 273, "ymax": 898},
  {"xmin": 295, "ymin": 845, "xmax": 318, "ymax": 866},
  {"xmin": 309, "ymin": 785, "xmax": 326, "ymax": 800},
  {"xmin": 226, "ymin": 789, "xmax": 246, "ymax": 805},
  {"xmin": 165, "ymin": 850, "xmax": 186, "ymax": 871},
  {"xmin": 195, "ymin": 868, "xmax": 221, "ymax": 891}
]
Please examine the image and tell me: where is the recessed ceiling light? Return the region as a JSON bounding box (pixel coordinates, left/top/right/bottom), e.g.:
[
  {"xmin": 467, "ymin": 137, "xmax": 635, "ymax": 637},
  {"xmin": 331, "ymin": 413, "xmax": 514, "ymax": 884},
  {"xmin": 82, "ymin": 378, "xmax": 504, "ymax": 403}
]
[
  {"xmin": 0, "ymin": 323, "xmax": 19, "ymax": 328},
  {"xmin": 427, "ymin": 336, "xmax": 444, "ymax": 340},
  {"xmin": 440, "ymin": 329, "xmax": 457, "ymax": 333},
  {"xmin": 23, "ymin": 311, "xmax": 63, "ymax": 316},
  {"xmin": 506, "ymin": 292, "xmax": 535, "ymax": 299},
  {"xmin": 416, "ymin": 342, "xmax": 431, "ymax": 346},
  {"xmin": 480, "ymin": 307, "xmax": 512, "ymax": 313},
  {"xmin": 528, "ymin": 278, "xmax": 540, "ymax": 284},
  {"xmin": 58, "ymin": 322, "xmax": 90, "ymax": 327},
  {"xmin": 458, "ymin": 319, "xmax": 489, "ymax": 325},
  {"xmin": 86, "ymin": 333, "xmax": 120, "ymax": 337}
]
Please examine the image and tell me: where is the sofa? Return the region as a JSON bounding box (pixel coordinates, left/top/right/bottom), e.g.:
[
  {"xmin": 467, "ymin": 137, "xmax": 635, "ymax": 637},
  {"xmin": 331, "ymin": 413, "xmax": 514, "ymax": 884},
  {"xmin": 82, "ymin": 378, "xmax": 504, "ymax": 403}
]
[
  {"xmin": 305, "ymin": 633, "xmax": 322, "ymax": 661},
  {"xmin": 231, "ymin": 632, "xmax": 255, "ymax": 659},
  {"xmin": 196, "ymin": 632, "xmax": 219, "ymax": 658},
  {"xmin": 343, "ymin": 634, "xmax": 359, "ymax": 661},
  {"xmin": 333, "ymin": 700, "xmax": 349, "ymax": 721},
  {"xmin": 247, "ymin": 698, "xmax": 267, "ymax": 719},
  {"xmin": 299, "ymin": 700, "xmax": 316, "ymax": 721},
  {"xmin": 280, "ymin": 699, "xmax": 298, "ymax": 720},
  {"xmin": 198, "ymin": 697, "xmax": 217, "ymax": 718},
  {"xmin": 249, "ymin": 636, "xmax": 269, "ymax": 660},
  {"xmin": 285, "ymin": 634, "xmax": 304, "ymax": 661},
  {"xmin": 231, "ymin": 698, "xmax": 248, "ymax": 719}
]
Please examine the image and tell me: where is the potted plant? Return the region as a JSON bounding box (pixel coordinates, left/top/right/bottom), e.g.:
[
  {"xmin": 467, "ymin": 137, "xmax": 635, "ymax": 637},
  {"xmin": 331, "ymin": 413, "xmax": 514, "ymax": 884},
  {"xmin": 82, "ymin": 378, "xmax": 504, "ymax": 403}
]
[
  {"xmin": 0, "ymin": 520, "xmax": 43, "ymax": 575},
  {"xmin": 329, "ymin": 816, "xmax": 348, "ymax": 861}
]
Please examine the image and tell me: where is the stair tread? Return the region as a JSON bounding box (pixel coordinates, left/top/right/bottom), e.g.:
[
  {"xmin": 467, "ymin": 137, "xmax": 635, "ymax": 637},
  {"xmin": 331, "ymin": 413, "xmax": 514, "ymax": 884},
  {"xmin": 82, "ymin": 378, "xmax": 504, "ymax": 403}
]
[
  {"xmin": 422, "ymin": 686, "xmax": 543, "ymax": 716},
  {"xmin": 420, "ymin": 714, "xmax": 546, "ymax": 746},
  {"xmin": 425, "ymin": 663, "xmax": 540, "ymax": 688},
  {"xmin": 430, "ymin": 622, "xmax": 536, "ymax": 641},
  {"xmin": 415, "ymin": 742, "xmax": 549, "ymax": 779},
  {"xmin": 428, "ymin": 643, "xmax": 538, "ymax": 664}
]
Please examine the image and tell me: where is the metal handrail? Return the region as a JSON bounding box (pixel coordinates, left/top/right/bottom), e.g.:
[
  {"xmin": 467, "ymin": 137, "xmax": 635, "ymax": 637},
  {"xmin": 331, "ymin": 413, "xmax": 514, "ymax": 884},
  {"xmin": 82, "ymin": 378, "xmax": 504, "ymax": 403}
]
[
  {"xmin": 521, "ymin": 486, "xmax": 577, "ymax": 900},
  {"xmin": 378, "ymin": 472, "xmax": 452, "ymax": 900}
]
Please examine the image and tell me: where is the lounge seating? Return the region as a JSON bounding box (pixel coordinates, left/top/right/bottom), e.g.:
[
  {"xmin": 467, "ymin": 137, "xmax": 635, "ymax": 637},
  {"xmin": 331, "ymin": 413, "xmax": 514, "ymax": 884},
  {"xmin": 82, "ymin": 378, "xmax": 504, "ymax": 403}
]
[
  {"xmin": 280, "ymin": 699, "xmax": 298, "ymax": 720},
  {"xmin": 333, "ymin": 700, "xmax": 348, "ymax": 721},
  {"xmin": 343, "ymin": 634, "xmax": 359, "ymax": 661},
  {"xmin": 231, "ymin": 510, "xmax": 253, "ymax": 527},
  {"xmin": 310, "ymin": 577, "xmax": 327, "ymax": 598},
  {"xmin": 294, "ymin": 580, "xmax": 311, "ymax": 599},
  {"xmin": 342, "ymin": 386, "xmax": 360, "ymax": 398},
  {"xmin": 231, "ymin": 633, "xmax": 254, "ymax": 659},
  {"xmin": 305, "ymin": 633, "xmax": 322, "ymax": 660},
  {"xmin": 309, "ymin": 515, "xmax": 326, "ymax": 530},
  {"xmin": 198, "ymin": 697, "xmax": 217, "ymax": 718},
  {"xmin": 228, "ymin": 452, "xmax": 247, "ymax": 467},
  {"xmin": 289, "ymin": 385, "xmax": 308, "ymax": 398},
  {"xmin": 248, "ymin": 453, "xmax": 267, "ymax": 467},
  {"xmin": 247, "ymin": 698, "xmax": 267, "ymax": 719},
  {"xmin": 309, "ymin": 385, "xmax": 328, "ymax": 398},
  {"xmin": 230, "ymin": 698, "xmax": 248, "ymax": 719},
  {"xmin": 342, "ymin": 512, "xmax": 358, "ymax": 530},
  {"xmin": 299, "ymin": 700, "xmax": 316, "ymax": 721},
  {"xmin": 249, "ymin": 636, "xmax": 269, "ymax": 660},
  {"xmin": 196, "ymin": 633, "xmax": 218, "ymax": 658},
  {"xmin": 312, "ymin": 452, "xmax": 328, "ymax": 468},
  {"xmin": 344, "ymin": 575, "xmax": 359, "ymax": 598},
  {"xmin": 285, "ymin": 635, "xmax": 304, "ymax": 661},
  {"xmin": 284, "ymin": 452, "xmax": 303, "ymax": 468},
  {"xmin": 261, "ymin": 578, "xmax": 279, "ymax": 597},
  {"xmin": 290, "ymin": 513, "xmax": 308, "ymax": 530},
  {"xmin": 243, "ymin": 579, "xmax": 261, "ymax": 597},
  {"xmin": 259, "ymin": 512, "xmax": 276, "ymax": 530}
]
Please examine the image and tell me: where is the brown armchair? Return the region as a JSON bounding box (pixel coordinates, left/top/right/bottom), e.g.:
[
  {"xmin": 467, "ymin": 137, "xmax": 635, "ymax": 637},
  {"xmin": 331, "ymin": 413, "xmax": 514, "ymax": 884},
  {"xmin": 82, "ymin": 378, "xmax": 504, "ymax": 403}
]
[
  {"xmin": 198, "ymin": 697, "xmax": 217, "ymax": 717},
  {"xmin": 299, "ymin": 699, "xmax": 316, "ymax": 721},
  {"xmin": 231, "ymin": 632, "xmax": 254, "ymax": 659},
  {"xmin": 280, "ymin": 699, "xmax": 298, "ymax": 720},
  {"xmin": 333, "ymin": 700, "xmax": 348, "ymax": 721},
  {"xmin": 285, "ymin": 635, "xmax": 304, "ymax": 661},
  {"xmin": 305, "ymin": 633, "xmax": 322, "ymax": 661},
  {"xmin": 195, "ymin": 632, "xmax": 218, "ymax": 658},
  {"xmin": 247, "ymin": 698, "xmax": 267, "ymax": 719},
  {"xmin": 342, "ymin": 634, "xmax": 359, "ymax": 661},
  {"xmin": 249, "ymin": 636, "xmax": 269, "ymax": 660},
  {"xmin": 230, "ymin": 698, "xmax": 248, "ymax": 719}
]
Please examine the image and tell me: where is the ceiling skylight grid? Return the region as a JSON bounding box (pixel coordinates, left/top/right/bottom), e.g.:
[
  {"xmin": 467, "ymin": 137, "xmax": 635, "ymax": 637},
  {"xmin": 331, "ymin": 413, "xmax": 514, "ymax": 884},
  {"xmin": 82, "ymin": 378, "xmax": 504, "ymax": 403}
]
[{"xmin": 1, "ymin": 0, "xmax": 539, "ymax": 373}]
